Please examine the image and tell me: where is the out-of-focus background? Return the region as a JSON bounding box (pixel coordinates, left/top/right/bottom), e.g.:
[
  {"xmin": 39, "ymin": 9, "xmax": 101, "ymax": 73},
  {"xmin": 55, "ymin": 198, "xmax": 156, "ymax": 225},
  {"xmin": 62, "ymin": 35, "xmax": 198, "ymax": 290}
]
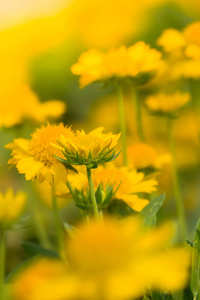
[{"xmin": 1, "ymin": 0, "xmax": 200, "ymax": 272}]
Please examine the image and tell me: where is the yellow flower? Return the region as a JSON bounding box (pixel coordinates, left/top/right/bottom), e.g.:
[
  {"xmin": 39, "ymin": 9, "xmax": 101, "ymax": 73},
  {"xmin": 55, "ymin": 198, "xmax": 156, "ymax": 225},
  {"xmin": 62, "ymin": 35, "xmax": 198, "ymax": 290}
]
[
  {"xmin": 0, "ymin": 188, "xmax": 26, "ymax": 228},
  {"xmin": 0, "ymin": 85, "xmax": 66, "ymax": 128},
  {"xmin": 145, "ymin": 92, "xmax": 191, "ymax": 114},
  {"xmin": 68, "ymin": 165, "xmax": 157, "ymax": 211},
  {"xmin": 157, "ymin": 22, "xmax": 200, "ymax": 80},
  {"xmin": 71, "ymin": 42, "xmax": 162, "ymax": 88},
  {"xmin": 6, "ymin": 123, "xmax": 74, "ymax": 183},
  {"xmin": 55, "ymin": 127, "xmax": 120, "ymax": 168},
  {"xmin": 157, "ymin": 28, "xmax": 186, "ymax": 53},
  {"xmin": 10, "ymin": 217, "xmax": 190, "ymax": 300},
  {"xmin": 125, "ymin": 143, "xmax": 171, "ymax": 170}
]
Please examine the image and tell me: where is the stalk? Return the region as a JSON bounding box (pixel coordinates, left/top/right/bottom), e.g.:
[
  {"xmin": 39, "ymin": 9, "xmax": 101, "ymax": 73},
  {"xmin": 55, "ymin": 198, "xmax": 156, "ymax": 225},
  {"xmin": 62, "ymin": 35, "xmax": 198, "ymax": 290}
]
[
  {"xmin": 86, "ymin": 167, "xmax": 100, "ymax": 219},
  {"xmin": 116, "ymin": 84, "xmax": 128, "ymax": 166},
  {"xmin": 167, "ymin": 118, "xmax": 187, "ymax": 242},
  {"xmin": 0, "ymin": 229, "xmax": 6, "ymax": 300},
  {"xmin": 133, "ymin": 87, "xmax": 145, "ymax": 142},
  {"xmin": 30, "ymin": 198, "xmax": 51, "ymax": 248},
  {"xmin": 51, "ymin": 182, "xmax": 65, "ymax": 260}
]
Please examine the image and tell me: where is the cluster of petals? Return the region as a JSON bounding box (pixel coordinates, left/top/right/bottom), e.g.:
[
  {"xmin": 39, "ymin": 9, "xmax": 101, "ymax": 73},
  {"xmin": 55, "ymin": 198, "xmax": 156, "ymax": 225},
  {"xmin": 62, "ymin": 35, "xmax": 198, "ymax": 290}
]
[
  {"xmin": 71, "ymin": 42, "xmax": 162, "ymax": 88},
  {"xmin": 5, "ymin": 123, "xmax": 74, "ymax": 183},
  {"xmin": 115, "ymin": 143, "xmax": 171, "ymax": 170},
  {"xmin": 0, "ymin": 85, "xmax": 66, "ymax": 128},
  {"xmin": 0, "ymin": 188, "xmax": 26, "ymax": 229},
  {"xmin": 68, "ymin": 165, "xmax": 157, "ymax": 211},
  {"xmin": 55, "ymin": 127, "xmax": 120, "ymax": 166},
  {"xmin": 157, "ymin": 21, "xmax": 200, "ymax": 79},
  {"xmin": 145, "ymin": 91, "xmax": 191, "ymax": 114},
  {"xmin": 10, "ymin": 217, "xmax": 190, "ymax": 300}
]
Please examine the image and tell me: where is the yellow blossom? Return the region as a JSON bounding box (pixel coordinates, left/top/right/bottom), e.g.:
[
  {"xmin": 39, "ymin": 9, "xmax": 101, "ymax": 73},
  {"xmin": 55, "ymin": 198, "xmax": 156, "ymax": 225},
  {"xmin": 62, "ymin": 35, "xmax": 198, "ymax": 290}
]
[
  {"xmin": 55, "ymin": 127, "xmax": 120, "ymax": 168},
  {"xmin": 6, "ymin": 123, "xmax": 74, "ymax": 183},
  {"xmin": 10, "ymin": 217, "xmax": 190, "ymax": 300},
  {"xmin": 0, "ymin": 85, "xmax": 66, "ymax": 128},
  {"xmin": 146, "ymin": 92, "xmax": 191, "ymax": 114},
  {"xmin": 157, "ymin": 28, "xmax": 186, "ymax": 53},
  {"xmin": 71, "ymin": 42, "xmax": 162, "ymax": 88},
  {"xmin": 0, "ymin": 188, "xmax": 26, "ymax": 228},
  {"xmin": 68, "ymin": 165, "xmax": 157, "ymax": 211},
  {"xmin": 125, "ymin": 143, "xmax": 171, "ymax": 170}
]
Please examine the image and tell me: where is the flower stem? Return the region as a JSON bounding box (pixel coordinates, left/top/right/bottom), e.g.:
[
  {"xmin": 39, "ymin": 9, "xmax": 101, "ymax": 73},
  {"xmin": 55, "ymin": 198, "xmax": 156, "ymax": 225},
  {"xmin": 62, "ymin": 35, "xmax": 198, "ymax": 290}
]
[
  {"xmin": 0, "ymin": 229, "xmax": 6, "ymax": 300},
  {"xmin": 30, "ymin": 198, "xmax": 51, "ymax": 249},
  {"xmin": 86, "ymin": 167, "xmax": 100, "ymax": 219},
  {"xmin": 133, "ymin": 87, "xmax": 145, "ymax": 142},
  {"xmin": 167, "ymin": 118, "xmax": 187, "ymax": 243},
  {"xmin": 116, "ymin": 84, "xmax": 128, "ymax": 166},
  {"xmin": 51, "ymin": 182, "xmax": 65, "ymax": 259},
  {"xmin": 66, "ymin": 181, "xmax": 78, "ymax": 202}
]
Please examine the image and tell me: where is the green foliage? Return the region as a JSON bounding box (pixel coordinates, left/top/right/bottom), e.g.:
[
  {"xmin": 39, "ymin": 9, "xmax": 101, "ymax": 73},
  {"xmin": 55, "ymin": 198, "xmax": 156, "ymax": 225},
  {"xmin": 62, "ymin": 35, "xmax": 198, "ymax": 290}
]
[
  {"xmin": 140, "ymin": 194, "xmax": 165, "ymax": 227},
  {"xmin": 21, "ymin": 242, "xmax": 59, "ymax": 259}
]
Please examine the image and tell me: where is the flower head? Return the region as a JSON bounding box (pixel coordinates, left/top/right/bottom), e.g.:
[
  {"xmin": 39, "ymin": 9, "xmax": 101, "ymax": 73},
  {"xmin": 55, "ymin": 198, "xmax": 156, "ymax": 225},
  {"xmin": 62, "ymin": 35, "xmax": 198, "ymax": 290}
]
[
  {"xmin": 125, "ymin": 143, "xmax": 171, "ymax": 170},
  {"xmin": 0, "ymin": 85, "xmax": 66, "ymax": 128},
  {"xmin": 145, "ymin": 92, "xmax": 191, "ymax": 115},
  {"xmin": 6, "ymin": 123, "xmax": 74, "ymax": 183},
  {"xmin": 71, "ymin": 42, "xmax": 162, "ymax": 88},
  {"xmin": 68, "ymin": 165, "xmax": 157, "ymax": 211},
  {"xmin": 55, "ymin": 127, "xmax": 120, "ymax": 168},
  {"xmin": 10, "ymin": 217, "xmax": 190, "ymax": 300},
  {"xmin": 0, "ymin": 188, "xmax": 26, "ymax": 229}
]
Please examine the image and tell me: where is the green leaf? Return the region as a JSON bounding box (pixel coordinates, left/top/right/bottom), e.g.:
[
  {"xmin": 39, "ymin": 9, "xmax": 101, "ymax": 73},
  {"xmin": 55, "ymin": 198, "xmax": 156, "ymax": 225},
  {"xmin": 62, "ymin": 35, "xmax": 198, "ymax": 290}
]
[
  {"xmin": 54, "ymin": 155, "xmax": 78, "ymax": 173},
  {"xmin": 21, "ymin": 242, "xmax": 59, "ymax": 259},
  {"xmin": 143, "ymin": 214, "xmax": 156, "ymax": 228},
  {"xmin": 140, "ymin": 194, "xmax": 165, "ymax": 218},
  {"xmin": 5, "ymin": 257, "xmax": 35, "ymax": 282},
  {"xmin": 75, "ymin": 203, "xmax": 92, "ymax": 210},
  {"xmin": 171, "ymin": 290, "xmax": 184, "ymax": 300},
  {"xmin": 63, "ymin": 222, "xmax": 77, "ymax": 237},
  {"xmin": 140, "ymin": 194, "xmax": 165, "ymax": 228},
  {"xmin": 95, "ymin": 185, "xmax": 103, "ymax": 205},
  {"xmin": 101, "ymin": 185, "xmax": 115, "ymax": 207}
]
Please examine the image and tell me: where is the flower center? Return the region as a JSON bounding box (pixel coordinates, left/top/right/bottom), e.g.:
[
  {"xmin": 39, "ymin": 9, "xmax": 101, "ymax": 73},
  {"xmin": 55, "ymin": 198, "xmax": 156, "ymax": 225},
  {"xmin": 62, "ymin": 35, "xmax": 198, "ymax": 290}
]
[{"xmin": 29, "ymin": 124, "xmax": 73, "ymax": 167}]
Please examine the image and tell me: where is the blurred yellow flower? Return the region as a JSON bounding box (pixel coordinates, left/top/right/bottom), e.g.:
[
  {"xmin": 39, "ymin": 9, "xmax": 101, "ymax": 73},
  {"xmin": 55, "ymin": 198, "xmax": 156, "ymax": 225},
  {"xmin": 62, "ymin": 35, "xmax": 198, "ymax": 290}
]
[
  {"xmin": 0, "ymin": 188, "xmax": 26, "ymax": 228},
  {"xmin": 55, "ymin": 127, "xmax": 120, "ymax": 168},
  {"xmin": 10, "ymin": 217, "xmax": 190, "ymax": 300},
  {"xmin": 68, "ymin": 165, "xmax": 157, "ymax": 211},
  {"xmin": 71, "ymin": 42, "xmax": 162, "ymax": 88},
  {"xmin": 146, "ymin": 92, "xmax": 191, "ymax": 114},
  {"xmin": 6, "ymin": 123, "xmax": 74, "ymax": 182},
  {"xmin": 126, "ymin": 143, "xmax": 171, "ymax": 170},
  {"xmin": 157, "ymin": 28, "xmax": 186, "ymax": 53},
  {"xmin": 0, "ymin": 85, "xmax": 66, "ymax": 128},
  {"xmin": 157, "ymin": 22, "xmax": 200, "ymax": 80}
]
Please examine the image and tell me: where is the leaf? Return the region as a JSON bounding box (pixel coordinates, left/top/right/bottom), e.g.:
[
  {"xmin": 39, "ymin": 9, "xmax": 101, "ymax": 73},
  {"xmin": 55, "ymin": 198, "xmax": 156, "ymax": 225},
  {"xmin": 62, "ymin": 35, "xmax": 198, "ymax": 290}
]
[
  {"xmin": 143, "ymin": 214, "xmax": 156, "ymax": 228},
  {"xmin": 140, "ymin": 194, "xmax": 165, "ymax": 218},
  {"xmin": 140, "ymin": 194, "xmax": 165, "ymax": 228},
  {"xmin": 21, "ymin": 242, "xmax": 59, "ymax": 259},
  {"xmin": 5, "ymin": 257, "xmax": 34, "ymax": 282},
  {"xmin": 95, "ymin": 185, "xmax": 103, "ymax": 205},
  {"xmin": 101, "ymin": 185, "xmax": 115, "ymax": 207},
  {"xmin": 54, "ymin": 155, "xmax": 78, "ymax": 173},
  {"xmin": 63, "ymin": 222, "xmax": 77, "ymax": 237},
  {"xmin": 171, "ymin": 290, "xmax": 184, "ymax": 300}
]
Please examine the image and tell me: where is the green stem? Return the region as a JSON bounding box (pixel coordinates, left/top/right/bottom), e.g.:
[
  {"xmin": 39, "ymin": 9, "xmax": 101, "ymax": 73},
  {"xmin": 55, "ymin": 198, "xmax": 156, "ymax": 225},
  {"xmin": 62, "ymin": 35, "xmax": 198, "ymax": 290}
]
[
  {"xmin": 66, "ymin": 181, "xmax": 78, "ymax": 202},
  {"xmin": 0, "ymin": 229, "xmax": 6, "ymax": 300},
  {"xmin": 116, "ymin": 84, "xmax": 128, "ymax": 166},
  {"xmin": 167, "ymin": 118, "xmax": 187, "ymax": 243},
  {"xmin": 191, "ymin": 241, "xmax": 199, "ymax": 300},
  {"xmin": 133, "ymin": 87, "xmax": 145, "ymax": 142},
  {"xmin": 51, "ymin": 182, "xmax": 65, "ymax": 258},
  {"xmin": 30, "ymin": 198, "xmax": 51, "ymax": 248},
  {"xmin": 86, "ymin": 168, "xmax": 100, "ymax": 219}
]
